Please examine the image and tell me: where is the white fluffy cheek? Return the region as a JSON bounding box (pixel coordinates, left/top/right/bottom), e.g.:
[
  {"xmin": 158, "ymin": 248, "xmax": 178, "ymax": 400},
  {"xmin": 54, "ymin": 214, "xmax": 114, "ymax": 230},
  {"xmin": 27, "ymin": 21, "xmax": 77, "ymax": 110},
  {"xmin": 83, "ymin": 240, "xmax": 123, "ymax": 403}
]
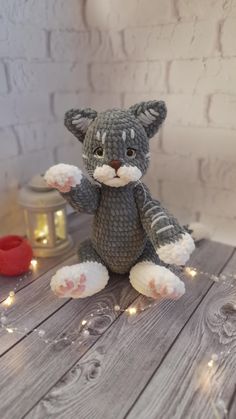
[
  {"xmin": 118, "ymin": 166, "xmax": 142, "ymax": 183},
  {"xmin": 93, "ymin": 164, "xmax": 142, "ymax": 187},
  {"xmin": 93, "ymin": 165, "xmax": 115, "ymax": 182}
]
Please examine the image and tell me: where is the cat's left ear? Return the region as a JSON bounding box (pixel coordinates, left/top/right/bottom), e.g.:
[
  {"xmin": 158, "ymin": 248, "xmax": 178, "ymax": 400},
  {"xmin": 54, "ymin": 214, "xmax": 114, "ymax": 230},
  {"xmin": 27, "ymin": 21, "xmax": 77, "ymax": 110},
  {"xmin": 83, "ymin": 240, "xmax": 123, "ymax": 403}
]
[
  {"xmin": 64, "ymin": 108, "xmax": 97, "ymax": 143},
  {"xmin": 129, "ymin": 100, "xmax": 167, "ymax": 139}
]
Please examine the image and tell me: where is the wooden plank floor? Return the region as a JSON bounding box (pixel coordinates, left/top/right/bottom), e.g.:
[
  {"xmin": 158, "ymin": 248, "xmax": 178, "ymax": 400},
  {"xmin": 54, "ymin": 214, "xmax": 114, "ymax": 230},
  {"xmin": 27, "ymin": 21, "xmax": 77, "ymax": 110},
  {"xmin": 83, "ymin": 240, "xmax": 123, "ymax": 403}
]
[{"xmin": 0, "ymin": 214, "xmax": 235, "ymax": 419}]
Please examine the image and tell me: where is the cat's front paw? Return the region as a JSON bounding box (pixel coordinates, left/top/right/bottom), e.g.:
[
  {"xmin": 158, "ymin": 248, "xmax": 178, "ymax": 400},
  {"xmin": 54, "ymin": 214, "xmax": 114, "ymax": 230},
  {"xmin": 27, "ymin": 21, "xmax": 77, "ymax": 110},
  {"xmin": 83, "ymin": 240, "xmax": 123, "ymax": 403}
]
[
  {"xmin": 44, "ymin": 164, "xmax": 82, "ymax": 193},
  {"xmin": 157, "ymin": 233, "xmax": 195, "ymax": 266}
]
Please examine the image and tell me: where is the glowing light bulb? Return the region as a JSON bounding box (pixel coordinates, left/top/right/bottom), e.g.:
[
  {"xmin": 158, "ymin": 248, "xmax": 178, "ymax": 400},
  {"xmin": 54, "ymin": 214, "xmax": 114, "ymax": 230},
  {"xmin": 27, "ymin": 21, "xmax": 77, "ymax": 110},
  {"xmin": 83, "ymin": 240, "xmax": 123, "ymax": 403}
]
[
  {"xmin": 81, "ymin": 320, "xmax": 87, "ymax": 326},
  {"xmin": 6, "ymin": 328, "xmax": 13, "ymax": 334},
  {"xmin": 31, "ymin": 259, "xmax": 38, "ymax": 269},
  {"xmin": 114, "ymin": 305, "xmax": 120, "ymax": 311},
  {"xmin": 185, "ymin": 267, "xmax": 197, "ymax": 278},
  {"xmin": 3, "ymin": 294, "xmax": 14, "ymax": 307},
  {"xmin": 208, "ymin": 359, "xmax": 214, "ymax": 368},
  {"xmin": 127, "ymin": 307, "xmax": 137, "ymax": 315}
]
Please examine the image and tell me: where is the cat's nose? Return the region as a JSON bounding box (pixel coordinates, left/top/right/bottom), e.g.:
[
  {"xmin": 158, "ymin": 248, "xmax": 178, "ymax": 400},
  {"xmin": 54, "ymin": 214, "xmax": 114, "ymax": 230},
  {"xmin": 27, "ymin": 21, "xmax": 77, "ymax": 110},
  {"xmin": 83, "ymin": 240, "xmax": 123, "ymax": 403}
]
[{"xmin": 109, "ymin": 160, "xmax": 122, "ymax": 172}]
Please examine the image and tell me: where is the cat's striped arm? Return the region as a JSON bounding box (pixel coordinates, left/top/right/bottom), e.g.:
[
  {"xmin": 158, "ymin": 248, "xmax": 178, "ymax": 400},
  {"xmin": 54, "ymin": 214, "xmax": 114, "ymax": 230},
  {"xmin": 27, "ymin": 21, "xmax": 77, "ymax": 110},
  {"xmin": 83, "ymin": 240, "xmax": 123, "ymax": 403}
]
[
  {"xmin": 45, "ymin": 164, "xmax": 101, "ymax": 214},
  {"xmin": 134, "ymin": 183, "xmax": 195, "ymax": 265}
]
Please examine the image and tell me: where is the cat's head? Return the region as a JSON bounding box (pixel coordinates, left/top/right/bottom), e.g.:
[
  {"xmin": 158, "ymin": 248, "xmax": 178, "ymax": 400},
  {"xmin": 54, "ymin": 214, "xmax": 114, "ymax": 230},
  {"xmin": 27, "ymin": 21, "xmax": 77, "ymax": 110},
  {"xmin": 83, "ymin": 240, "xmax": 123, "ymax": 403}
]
[{"xmin": 64, "ymin": 100, "xmax": 167, "ymax": 187}]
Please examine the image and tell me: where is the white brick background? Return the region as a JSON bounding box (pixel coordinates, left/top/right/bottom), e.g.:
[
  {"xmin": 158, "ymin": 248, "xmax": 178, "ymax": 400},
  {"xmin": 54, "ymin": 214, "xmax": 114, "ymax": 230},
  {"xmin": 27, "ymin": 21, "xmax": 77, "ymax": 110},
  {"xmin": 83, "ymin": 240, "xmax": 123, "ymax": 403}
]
[{"xmin": 0, "ymin": 0, "xmax": 236, "ymax": 245}]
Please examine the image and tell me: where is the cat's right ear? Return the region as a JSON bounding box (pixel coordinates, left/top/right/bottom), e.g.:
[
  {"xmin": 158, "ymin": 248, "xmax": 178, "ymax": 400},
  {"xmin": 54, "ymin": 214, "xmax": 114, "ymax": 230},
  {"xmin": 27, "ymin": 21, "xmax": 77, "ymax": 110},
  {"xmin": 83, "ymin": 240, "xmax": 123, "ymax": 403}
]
[{"xmin": 64, "ymin": 108, "xmax": 97, "ymax": 143}]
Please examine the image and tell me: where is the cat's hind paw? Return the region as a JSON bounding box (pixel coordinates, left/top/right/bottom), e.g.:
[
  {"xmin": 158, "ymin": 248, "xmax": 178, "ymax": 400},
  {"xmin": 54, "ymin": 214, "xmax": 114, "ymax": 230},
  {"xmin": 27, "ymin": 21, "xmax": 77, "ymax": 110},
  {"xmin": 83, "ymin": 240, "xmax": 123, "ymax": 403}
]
[
  {"xmin": 130, "ymin": 262, "xmax": 185, "ymax": 300},
  {"xmin": 51, "ymin": 262, "xmax": 109, "ymax": 299}
]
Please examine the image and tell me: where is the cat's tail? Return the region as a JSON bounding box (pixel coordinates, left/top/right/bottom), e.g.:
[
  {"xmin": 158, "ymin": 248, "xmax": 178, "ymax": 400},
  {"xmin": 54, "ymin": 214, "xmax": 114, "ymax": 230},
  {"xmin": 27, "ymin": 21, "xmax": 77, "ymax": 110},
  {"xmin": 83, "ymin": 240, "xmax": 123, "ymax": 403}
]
[{"xmin": 187, "ymin": 222, "xmax": 211, "ymax": 242}]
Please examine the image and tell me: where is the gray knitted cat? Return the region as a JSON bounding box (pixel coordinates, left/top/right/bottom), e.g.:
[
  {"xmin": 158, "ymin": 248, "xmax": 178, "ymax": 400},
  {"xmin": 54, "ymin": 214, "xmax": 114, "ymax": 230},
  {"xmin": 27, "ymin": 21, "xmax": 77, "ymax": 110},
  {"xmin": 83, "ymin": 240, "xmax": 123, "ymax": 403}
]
[{"xmin": 45, "ymin": 100, "xmax": 195, "ymax": 300}]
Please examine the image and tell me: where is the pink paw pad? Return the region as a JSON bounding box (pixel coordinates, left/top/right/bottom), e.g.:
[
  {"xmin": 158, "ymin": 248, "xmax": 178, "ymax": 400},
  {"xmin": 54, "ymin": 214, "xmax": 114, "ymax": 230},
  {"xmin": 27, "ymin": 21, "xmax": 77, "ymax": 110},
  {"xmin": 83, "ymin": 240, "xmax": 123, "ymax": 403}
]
[
  {"xmin": 149, "ymin": 279, "xmax": 181, "ymax": 300},
  {"xmin": 49, "ymin": 176, "xmax": 75, "ymax": 193},
  {"xmin": 71, "ymin": 274, "xmax": 87, "ymax": 297},
  {"xmin": 55, "ymin": 279, "xmax": 74, "ymax": 297}
]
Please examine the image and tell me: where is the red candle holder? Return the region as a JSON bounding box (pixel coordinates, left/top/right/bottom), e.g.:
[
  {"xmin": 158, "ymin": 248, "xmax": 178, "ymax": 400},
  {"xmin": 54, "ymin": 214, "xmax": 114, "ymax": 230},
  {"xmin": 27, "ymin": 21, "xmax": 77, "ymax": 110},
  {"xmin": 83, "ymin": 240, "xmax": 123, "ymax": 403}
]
[{"xmin": 0, "ymin": 235, "xmax": 33, "ymax": 277}]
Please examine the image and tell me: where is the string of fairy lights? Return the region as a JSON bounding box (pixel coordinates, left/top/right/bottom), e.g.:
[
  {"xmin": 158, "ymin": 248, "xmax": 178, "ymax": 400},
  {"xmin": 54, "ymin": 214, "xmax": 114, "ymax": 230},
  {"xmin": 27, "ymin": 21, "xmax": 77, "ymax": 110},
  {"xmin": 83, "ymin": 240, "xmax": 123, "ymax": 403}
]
[
  {"xmin": 1, "ymin": 260, "xmax": 236, "ymax": 339},
  {"xmin": 0, "ymin": 258, "xmax": 235, "ymax": 417}
]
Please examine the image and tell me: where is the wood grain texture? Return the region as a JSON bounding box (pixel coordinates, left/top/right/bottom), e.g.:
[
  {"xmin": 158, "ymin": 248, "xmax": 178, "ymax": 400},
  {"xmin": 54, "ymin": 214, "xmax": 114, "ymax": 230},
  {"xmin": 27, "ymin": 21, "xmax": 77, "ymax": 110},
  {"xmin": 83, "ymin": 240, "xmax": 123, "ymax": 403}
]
[
  {"xmin": 229, "ymin": 392, "xmax": 236, "ymax": 419},
  {"xmin": 0, "ymin": 213, "xmax": 91, "ymax": 302},
  {"xmin": 0, "ymin": 254, "xmax": 77, "ymax": 355},
  {"xmin": 25, "ymin": 241, "xmax": 234, "ymax": 419},
  {"xmin": 0, "ymin": 273, "xmax": 138, "ymax": 419},
  {"xmin": 127, "ymin": 250, "xmax": 236, "ymax": 419}
]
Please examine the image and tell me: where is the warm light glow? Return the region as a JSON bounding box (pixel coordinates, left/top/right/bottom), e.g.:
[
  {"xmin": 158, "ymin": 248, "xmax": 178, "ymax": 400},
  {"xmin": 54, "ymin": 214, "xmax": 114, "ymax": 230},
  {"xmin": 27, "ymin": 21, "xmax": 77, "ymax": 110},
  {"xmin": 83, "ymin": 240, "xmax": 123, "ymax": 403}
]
[
  {"xmin": 127, "ymin": 307, "xmax": 137, "ymax": 315},
  {"xmin": 6, "ymin": 328, "xmax": 13, "ymax": 334},
  {"xmin": 31, "ymin": 259, "xmax": 38, "ymax": 269},
  {"xmin": 34, "ymin": 213, "xmax": 49, "ymax": 244},
  {"xmin": 54, "ymin": 209, "xmax": 66, "ymax": 242},
  {"xmin": 208, "ymin": 359, "xmax": 214, "ymax": 368},
  {"xmin": 81, "ymin": 320, "xmax": 87, "ymax": 326},
  {"xmin": 3, "ymin": 294, "xmax": 15, "ymax": 307},
  {"xmin": 185, "ymin": 267, "xmax": 197, "ymax": 278}
]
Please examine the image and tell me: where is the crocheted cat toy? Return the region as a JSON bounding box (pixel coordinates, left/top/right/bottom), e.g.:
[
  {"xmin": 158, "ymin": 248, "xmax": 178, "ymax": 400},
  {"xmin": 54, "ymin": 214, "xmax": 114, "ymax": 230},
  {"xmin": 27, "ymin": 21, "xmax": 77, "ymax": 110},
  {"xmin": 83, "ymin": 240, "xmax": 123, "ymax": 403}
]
[{"xmin": 45, "ymin": 100, "xmax": 195, "ymax": 300}]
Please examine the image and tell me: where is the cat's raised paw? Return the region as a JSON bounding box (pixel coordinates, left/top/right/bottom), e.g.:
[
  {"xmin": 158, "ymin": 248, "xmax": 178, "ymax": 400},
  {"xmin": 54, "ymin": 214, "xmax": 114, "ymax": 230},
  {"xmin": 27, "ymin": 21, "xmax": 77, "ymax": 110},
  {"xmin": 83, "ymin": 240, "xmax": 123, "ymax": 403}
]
[{"xmin": 44, "ymin": 164, "xmax": 82, "ymax": 193}]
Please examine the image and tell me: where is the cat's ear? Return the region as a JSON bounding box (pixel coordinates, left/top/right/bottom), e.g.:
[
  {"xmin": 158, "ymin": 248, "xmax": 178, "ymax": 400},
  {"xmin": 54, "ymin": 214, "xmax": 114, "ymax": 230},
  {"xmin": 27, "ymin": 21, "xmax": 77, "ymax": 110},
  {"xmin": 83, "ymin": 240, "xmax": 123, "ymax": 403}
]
[
  {"xmin": 64, "ymin": 108, "xmax": 97, "ymax": 143},
  {"xmin": 129, "ymin": 100, "xmax": 167, "ymax": 139}
]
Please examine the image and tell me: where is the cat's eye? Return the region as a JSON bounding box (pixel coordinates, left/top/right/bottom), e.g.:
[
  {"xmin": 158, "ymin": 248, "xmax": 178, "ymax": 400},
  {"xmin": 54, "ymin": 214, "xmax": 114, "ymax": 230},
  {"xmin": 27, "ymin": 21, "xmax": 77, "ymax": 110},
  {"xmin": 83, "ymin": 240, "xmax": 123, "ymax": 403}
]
[
  {"xmin": 126, "ymin": 148, "xmax": 136, "ymax": 158},
  {"xmin": 94, "ymin": 147, "xmax": 104, "ymax": 158}
]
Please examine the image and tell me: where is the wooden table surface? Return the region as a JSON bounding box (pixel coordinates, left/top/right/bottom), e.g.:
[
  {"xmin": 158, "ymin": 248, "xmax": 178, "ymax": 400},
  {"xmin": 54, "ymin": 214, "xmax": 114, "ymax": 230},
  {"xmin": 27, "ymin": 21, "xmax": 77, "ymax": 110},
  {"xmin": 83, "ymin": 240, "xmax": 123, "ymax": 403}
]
[{"xmin": 0, "ymin": 214, "xmax": 236, "ymax": 419}]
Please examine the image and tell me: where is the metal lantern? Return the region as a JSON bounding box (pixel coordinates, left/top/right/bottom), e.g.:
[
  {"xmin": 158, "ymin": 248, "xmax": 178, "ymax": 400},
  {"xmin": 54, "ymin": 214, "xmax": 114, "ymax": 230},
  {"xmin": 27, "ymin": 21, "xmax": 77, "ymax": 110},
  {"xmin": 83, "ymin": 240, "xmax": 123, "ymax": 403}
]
[{"xmin": 19, "ymin": 174, "xmax": 73, "ymax": 257}]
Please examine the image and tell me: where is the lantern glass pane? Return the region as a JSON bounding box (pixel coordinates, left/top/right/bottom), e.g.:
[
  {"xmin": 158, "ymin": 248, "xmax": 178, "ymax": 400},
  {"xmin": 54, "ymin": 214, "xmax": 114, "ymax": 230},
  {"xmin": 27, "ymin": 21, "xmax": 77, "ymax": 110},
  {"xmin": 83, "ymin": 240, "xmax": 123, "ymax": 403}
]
[
  {"xmin": 54, "ymin": 209, "xmax": 66, "ymax": 242},
  {"xmin": 33, "ymin": 213, "xmax": 50, "ymax": 245},
  {"xmin": 23, "ymin": 210, "xmax": 31, "ymax": 239}
]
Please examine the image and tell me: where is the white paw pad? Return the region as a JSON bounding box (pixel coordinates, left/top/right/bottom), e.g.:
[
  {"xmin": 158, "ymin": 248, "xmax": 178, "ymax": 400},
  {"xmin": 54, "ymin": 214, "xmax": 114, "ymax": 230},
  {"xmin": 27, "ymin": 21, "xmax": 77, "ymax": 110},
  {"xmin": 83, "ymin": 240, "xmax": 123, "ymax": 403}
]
[
  {"xmin": 50, "ymin": 262, "xmax": 109, "ymax": 299},
  {"xmin": 157, "ymin": 233, "xmax": 195, "ymax": 266},
  {"xmin": 44, "ymin": 164, "xmax": 82, "ymax": 193},
  {"xmin": 130, "ymin": 262, "xmax": 185, "ymax": 300}
]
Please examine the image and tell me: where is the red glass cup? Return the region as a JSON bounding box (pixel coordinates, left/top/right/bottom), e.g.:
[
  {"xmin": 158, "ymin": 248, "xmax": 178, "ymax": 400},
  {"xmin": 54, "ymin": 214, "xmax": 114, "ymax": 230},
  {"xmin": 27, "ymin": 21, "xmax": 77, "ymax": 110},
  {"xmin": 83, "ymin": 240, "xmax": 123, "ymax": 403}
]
[{"xmin": 0, "ymin": 235, "xmax": 33, "ymax": 276}]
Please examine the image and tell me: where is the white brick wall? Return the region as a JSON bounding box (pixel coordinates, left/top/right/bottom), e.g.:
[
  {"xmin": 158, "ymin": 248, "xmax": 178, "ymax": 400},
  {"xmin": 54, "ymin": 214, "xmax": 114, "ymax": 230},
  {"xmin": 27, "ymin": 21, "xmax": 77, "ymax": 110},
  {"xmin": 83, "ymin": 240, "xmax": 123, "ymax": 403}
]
[{"xmin": 1, "ymin": 0, "xmax": 236, "ymax": 245}]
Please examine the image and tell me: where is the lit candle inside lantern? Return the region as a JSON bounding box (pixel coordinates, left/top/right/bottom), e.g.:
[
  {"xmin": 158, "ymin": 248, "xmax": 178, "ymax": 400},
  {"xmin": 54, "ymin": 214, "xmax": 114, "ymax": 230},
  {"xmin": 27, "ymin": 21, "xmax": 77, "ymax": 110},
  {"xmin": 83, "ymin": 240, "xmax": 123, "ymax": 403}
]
[
  {"xmin": 19, "ymin": 174, "xmax": 73, "ymax": 257},
  {"xmin": 34, "ymin": 215, "xmax": 49, "ymax": 244}
]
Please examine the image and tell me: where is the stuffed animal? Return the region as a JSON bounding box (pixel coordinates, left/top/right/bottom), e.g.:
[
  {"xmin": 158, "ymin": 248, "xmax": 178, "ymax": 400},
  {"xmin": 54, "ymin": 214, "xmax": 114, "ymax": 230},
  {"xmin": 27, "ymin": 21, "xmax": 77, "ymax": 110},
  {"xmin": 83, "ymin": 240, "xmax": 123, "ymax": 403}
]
[{"xmin": 45, "ymin": 100, "xmax": 195, "ymax": 300}]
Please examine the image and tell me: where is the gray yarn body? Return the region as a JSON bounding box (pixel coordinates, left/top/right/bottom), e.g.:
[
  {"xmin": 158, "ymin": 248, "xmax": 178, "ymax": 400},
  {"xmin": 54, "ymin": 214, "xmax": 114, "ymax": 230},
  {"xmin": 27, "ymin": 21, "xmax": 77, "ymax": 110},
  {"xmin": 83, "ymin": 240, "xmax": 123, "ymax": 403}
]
[
  {"xmin": 91, "ymin": 184, "xmax": 145, "ymax": 273},
  {"xmin": 63, "ymin": 179, "xmax": 185, "ymax": 274}
]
